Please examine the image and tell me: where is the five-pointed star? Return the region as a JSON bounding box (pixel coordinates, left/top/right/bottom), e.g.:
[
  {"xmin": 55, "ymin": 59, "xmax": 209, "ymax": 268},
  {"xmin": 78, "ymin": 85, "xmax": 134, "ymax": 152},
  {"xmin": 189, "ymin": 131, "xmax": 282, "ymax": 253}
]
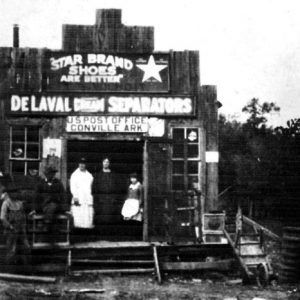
[{"xmin": 136, "ymin": 55, "xmax": 167, "ymax": 82}]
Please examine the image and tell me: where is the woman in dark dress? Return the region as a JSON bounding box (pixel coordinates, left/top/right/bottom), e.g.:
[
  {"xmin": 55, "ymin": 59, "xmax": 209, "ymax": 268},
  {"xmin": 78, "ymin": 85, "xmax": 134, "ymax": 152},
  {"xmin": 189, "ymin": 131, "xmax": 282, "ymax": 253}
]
[{"xmin": 92, "ymin": 158, "xmax": 118, "ymax": 226}]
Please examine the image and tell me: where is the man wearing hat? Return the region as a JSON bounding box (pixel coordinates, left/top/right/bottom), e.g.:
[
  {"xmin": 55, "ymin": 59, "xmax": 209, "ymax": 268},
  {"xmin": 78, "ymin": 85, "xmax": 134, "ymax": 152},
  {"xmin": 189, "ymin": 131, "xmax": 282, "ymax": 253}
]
[
  {"xmin": 33, "ymin": 166, "xmax": 67, "ymax": 242},
  {"xmin": 0, "ymin": 184, "xmax": 31, "ymax": 270},
  {"xmin": 70, "ymin": 157, "xmax": 94, "ymax": 229}
]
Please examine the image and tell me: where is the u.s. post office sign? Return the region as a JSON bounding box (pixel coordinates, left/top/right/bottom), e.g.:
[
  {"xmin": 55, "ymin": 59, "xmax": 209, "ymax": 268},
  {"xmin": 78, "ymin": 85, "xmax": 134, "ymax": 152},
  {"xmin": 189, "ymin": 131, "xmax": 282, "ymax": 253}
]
[
  {"xmin": 66, "ymin": 116, "xmax": 165, "ymax": 137},
  {"xmin": 7, "ymin": 94, "xmax": 194, "ymax": 116},
  {"xmin": 44, "ymin": 52, "xmax": 169, "ymax": 92}
]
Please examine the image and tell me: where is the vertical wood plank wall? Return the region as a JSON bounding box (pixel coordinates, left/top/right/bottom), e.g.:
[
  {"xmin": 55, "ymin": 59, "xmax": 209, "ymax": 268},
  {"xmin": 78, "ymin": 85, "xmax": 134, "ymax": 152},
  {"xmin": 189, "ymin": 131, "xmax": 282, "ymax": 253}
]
[{"xmin": 0, "ymin": 8, "xmax": 220, "ymax": 240}]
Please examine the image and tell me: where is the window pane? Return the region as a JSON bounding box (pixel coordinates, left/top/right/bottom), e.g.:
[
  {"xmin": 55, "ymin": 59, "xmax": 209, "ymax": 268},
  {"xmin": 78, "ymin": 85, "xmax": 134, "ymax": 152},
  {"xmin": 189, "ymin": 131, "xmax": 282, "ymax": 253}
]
[
  {"xmin": 11, "ymin": 143, "xmax": 25, "ymax": 158},
  {"xmin": 172, "ymin": 175, "xmax": 184, "ymax": 190},
  {"xmin": 27, "ymin": 143, "xmax": 39, "ymax": 159},
  {"xmin": 187, "ymin": 128, "xmax": 199, "ymax": 143},
  {"xmin": 11, "ymin": 126, "xmax": 25, "ymax": 142},
  {"xmin": 11, "ymin": 161, "xmax": 25, "ymax": 175},
  {"xmin": 27, "ymin": 161, "xmax": 39, "ymax": 174},
  {"xmin": 187, "ymin": 144, "xmax": 199, "ymax": 158},
  {"xmin": 187, "ymin": 161, "xmax": 198, "ymax": 174},
  {"xmin": 188, "ymin": 176, "xmax": 199, "ymax": 190},
  {"xmin": 173, "ymin": 144, "xmax": 184, "ymax": 158},
  {"xmin": 172, "ymin": 128, "xmax": 184, "ymax": 141},
  {"xmin": 27, "ymin": 127, "xmax": 39, "ymax": 142},
  {"xmin": 173, "ymin": 161, "xmax": 184, "ymax": 174}
]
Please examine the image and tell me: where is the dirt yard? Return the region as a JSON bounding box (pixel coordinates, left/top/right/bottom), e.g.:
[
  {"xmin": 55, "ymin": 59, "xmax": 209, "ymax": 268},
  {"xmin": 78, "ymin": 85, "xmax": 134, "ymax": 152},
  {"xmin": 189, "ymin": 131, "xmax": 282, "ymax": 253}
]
[{"xmin": 0, "ymin": 273, "xmax": 299, "ymax": 300}]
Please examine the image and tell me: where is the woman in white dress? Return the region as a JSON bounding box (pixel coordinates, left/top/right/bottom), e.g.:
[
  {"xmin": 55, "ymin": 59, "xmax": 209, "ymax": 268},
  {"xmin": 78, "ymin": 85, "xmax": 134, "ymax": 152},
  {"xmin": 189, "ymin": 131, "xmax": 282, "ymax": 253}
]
[{"xmin": 70, "ymin": 157, "xmax": 94, "ymax": 229}]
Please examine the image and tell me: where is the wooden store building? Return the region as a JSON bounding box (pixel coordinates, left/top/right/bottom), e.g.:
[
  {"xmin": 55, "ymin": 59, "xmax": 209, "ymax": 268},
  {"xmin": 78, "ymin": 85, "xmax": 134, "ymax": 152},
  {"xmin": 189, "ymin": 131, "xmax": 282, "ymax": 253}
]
[{"xmin": 0, "ymin": 9, "xmax": 221, "ymax": 245}]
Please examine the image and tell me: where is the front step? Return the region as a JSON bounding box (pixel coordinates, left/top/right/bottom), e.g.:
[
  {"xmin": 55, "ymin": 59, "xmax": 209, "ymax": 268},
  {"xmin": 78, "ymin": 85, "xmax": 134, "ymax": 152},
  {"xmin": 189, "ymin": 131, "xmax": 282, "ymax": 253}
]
[
  {"xmin": 68, "ymin": 242, "xmax": 159, "ymax": 280},
  {"xmin": 72, "ymin": 268, "xmax": 155, "ymax": 275}
]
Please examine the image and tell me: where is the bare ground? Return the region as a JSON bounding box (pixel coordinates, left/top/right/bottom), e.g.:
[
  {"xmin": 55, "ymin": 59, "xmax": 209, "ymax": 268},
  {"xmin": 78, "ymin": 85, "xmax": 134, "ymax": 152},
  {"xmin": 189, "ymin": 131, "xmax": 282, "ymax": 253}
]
[{"xmin": 0, "ymin": 273, "xmax": 299, "ymax": 300}]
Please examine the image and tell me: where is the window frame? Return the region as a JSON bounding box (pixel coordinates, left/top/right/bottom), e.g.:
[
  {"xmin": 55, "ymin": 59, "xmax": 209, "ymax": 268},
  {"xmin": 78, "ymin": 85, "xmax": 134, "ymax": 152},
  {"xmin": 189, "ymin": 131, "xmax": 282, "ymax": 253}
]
[
  {"xmin": 9, "ymin": 125, "xmax": 41, "ymax": 176},
  {"xmin": 171, "ymin": 127, "xmax": 201, "ymax": 191}
]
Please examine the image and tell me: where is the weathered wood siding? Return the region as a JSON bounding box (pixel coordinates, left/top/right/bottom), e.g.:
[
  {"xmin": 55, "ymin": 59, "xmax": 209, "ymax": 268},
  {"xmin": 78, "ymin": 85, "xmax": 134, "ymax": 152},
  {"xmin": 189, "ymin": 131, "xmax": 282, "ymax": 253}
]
[{"xmin": 0, "ymin": 8, "xmax": 220, "ymax": 241}]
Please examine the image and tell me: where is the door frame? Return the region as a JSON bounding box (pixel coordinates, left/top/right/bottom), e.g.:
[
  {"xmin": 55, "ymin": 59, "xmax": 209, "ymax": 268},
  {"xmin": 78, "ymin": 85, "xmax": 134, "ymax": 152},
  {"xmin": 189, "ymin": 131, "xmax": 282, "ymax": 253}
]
[{"xmin": 64, "ymin": 137, "xmax": 148, "ymax": 241}]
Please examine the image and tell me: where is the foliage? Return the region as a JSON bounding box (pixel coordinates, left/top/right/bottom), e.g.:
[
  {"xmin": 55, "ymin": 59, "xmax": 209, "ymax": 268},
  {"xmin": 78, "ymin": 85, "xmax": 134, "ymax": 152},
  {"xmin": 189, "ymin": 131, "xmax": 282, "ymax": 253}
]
[{"xmin": 219, "ymin": 98, "xmax": 300, "ymax": 221}]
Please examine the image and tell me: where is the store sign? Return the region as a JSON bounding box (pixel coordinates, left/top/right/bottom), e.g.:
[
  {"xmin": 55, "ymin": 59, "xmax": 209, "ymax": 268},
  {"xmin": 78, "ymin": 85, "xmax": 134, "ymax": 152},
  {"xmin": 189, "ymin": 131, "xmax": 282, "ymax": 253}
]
[
  {"xmin": 44, "ymin": 52, "xmax": 169, "ymax": 92},
  {"xmin": 7, "ymin": 94, "xmax": 194, "ymax": 116},
  {"xmin": 66, "ymin": 116, "xmax": 165, "ymax": 137}
]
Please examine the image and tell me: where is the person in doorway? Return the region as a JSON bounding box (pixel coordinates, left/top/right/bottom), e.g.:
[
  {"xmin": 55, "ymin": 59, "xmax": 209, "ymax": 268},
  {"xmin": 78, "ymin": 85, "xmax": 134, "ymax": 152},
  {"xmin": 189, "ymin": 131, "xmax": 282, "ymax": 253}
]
[
  {"xmin": 92, "ymin": 158, "xmax": 118, "ymax": 225},
  {"xmin": 70, "ymin": 157, "xmax": 94, "ymax": 229},
  {"xmin": 32, "ymin": 166, "xmax": 67, "ymax": 244},
  {"xmin": 121, "ymin": 173, "xmax": 143, "ymax": 222},
  {"xmin": 0, "ymin": 186, "xmax": 31, "ymax": 271}
]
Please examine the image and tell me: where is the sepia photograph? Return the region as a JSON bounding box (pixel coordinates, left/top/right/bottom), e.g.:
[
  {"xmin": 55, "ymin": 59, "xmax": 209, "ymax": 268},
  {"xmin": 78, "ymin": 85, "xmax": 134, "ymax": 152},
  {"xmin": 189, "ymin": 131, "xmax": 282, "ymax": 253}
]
[{"xmin": 0, "ymin": 0, "xmax": 299, "ymax": 299}]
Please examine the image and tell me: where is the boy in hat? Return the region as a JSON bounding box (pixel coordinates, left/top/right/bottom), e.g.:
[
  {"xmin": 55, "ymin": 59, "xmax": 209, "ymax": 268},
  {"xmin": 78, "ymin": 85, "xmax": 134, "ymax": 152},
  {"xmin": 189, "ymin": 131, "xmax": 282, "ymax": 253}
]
[
  {"xmin": 70, "ymin": 157, "xmax": 94, "ymax": 229},
  {"xmin": 32, "ymin": 166, "xmax": 67, "ymax": 243},
  {"xmin": 0, "ymin": 185, "xmax": 31, "ymax": 270}
]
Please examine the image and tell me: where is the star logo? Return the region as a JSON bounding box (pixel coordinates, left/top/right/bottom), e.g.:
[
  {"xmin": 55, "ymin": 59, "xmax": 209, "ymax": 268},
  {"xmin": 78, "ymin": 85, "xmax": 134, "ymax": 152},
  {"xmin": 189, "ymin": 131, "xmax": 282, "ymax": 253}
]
[{"xmin": 136, "ymin": 55, "xmax": 168, "ymax": 82}]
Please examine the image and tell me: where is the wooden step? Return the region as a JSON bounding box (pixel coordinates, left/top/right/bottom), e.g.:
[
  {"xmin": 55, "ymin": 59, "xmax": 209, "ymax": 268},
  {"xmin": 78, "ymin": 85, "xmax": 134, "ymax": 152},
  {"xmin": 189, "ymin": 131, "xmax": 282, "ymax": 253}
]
[
  {"xmin": 239, "ymin": 244, "xmax": 264, "ymax": 256},
  {"xmin": 72, "ymin": 259, "xmax": 154, "ymax": 265},
  {"xmin": 161, "ymin": 259, "xmax": 235, "ymax": 271},
  {"xmin": 71, "ymin": 268, "xmax": 155, "ymax": 275},
  {"xmin": 242, "ymin": 257, "xmax": 267, "ymax": 266}
]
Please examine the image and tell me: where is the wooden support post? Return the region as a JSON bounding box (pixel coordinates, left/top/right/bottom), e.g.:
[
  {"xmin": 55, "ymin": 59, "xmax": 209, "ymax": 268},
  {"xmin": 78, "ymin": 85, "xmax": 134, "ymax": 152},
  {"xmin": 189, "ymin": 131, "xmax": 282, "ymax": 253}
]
[
  {"xmin": 143, "ymin": 140, "xmax": 149, "ymax": 241},
  {"xmin": 201, "ymin": 85, "xmax": 219, "ymax": 212},
  {"xmin": 66, "ymin": 249, "xmax": 72, "ymax": 275},
  {"xmin": 152, "ymin": 245, "xmax": 162, "ymax": 284}
]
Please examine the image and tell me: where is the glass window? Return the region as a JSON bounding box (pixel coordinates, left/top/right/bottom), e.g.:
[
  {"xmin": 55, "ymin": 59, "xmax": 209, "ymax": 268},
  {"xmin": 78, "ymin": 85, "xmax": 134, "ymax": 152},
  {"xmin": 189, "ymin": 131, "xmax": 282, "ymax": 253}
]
[
  {"xmin": 172, "ymin": 128, "xmax": 184, "ymax": 141},
  {"xmin": 10, "ymin": 126, "xmax": 40, "ymax": 176},
  {"xmin": 171, "ymin": 127, "xmax": 201, "ymax": 191},
  {"xmin": 187, "ymin": 144, "xmax": 199, "ymax": 158},
  {"xmin": 187, "ymin": 161, "xmax": 198, "ymax": 174},
  {"xmin": 173, "ymin": 161, "xmax": 184, "ymax": 174},
  {"xmin": 172, "ymin": 144, "xmax": 184, "ymax": 159},
  {"xmin": 172, "ymin": 175, "xmax": 185, "ymax": 191}
]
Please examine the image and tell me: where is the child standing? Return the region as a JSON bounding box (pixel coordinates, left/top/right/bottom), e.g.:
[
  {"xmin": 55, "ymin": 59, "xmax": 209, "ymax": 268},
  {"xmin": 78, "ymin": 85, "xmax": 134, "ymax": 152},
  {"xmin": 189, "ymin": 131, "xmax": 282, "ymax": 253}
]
[
  {"xmin": 121, "ymin": 173, "xmax": 143, "ymax": 222},
  {"xmin": 0, "ymin": 186, "xmax": 31, "ymax": 271}
]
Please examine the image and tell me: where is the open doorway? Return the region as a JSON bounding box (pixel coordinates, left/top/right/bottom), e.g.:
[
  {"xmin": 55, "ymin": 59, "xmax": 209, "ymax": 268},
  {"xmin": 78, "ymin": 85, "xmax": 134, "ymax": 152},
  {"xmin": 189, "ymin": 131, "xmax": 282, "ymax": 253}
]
[{"xmin": 67, "ymin": 140, "xmax": 144, "ymax": 241}]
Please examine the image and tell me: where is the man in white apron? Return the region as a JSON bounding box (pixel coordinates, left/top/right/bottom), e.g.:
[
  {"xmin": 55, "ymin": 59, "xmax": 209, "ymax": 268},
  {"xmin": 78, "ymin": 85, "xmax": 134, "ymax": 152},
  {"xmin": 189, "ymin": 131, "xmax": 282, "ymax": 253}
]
[{"xmin": 70, "ymin": 158, "xmax": 94, "ymax": 229}]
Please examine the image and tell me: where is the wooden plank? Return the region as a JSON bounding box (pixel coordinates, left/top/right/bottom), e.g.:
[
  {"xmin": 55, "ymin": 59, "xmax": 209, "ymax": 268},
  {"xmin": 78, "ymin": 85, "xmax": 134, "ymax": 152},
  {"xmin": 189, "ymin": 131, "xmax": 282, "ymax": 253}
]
[
  {"xmin": 72, "ymin": 259, "xmax": 154, "ymax": 264},
  {"xmin": 223, "ymin": 229, "xmax": 253, "ymax": 278},
  {"xmin": 0, "ymin": 273, "xmax": 56, "ymax": 283},
  {"xmin": 242, "ymin": 215, "xmax": 281, "ymax": 241},
  {"xmin": 161, "ymin": 259, "xmax": 235, "ymax": 271},
  {"xmin": 202, "ymin": 85, "xmax": 219, "ymax": 212},
  {"xmin": 72, "ymin": 268, "xmax": 155, "ymax": 275},
  {"xmin": 62, "ymin": 25, "xmax": 94, "ymax": 51},
  {"xmin": 153, "ymin": 245, "xmax": 162, "ymax": 284},
  {"xmin": 143, "ymin": 140, "xmax": 149, "ymax": 241}
]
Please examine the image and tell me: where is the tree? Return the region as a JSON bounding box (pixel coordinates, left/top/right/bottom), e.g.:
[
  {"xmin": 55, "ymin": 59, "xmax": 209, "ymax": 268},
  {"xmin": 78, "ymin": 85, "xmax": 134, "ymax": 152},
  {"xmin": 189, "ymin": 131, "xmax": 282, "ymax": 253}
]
[
  {"xmin": 219, "ymin": 99, "xmax": 282, "ymax": 218},
  {"xmin": 242, "ymin": 98, "xmax": 280, "ymax": 131}
]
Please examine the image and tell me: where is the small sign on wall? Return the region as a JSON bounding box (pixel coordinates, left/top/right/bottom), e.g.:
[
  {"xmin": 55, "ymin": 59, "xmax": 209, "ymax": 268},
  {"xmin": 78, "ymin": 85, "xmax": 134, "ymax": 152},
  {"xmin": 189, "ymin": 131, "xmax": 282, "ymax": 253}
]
[
  {"xmin": 66, "ymin": 116, "xmax": 165, "ymax": 137},
  {"xmin": 205, "ymin": 151, "xmax": 219, "ymax": 163},
  {"xmin": 42, "ymin": 138, "xmax": 62, "ymax": 158}
]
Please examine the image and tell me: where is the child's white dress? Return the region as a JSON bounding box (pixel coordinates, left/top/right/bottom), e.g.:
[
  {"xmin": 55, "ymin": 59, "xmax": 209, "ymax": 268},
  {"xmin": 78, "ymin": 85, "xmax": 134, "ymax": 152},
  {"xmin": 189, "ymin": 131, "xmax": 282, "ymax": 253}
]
[{"xmin": 121, "ymin": 182, "xmax": 143, "ymax": 221}]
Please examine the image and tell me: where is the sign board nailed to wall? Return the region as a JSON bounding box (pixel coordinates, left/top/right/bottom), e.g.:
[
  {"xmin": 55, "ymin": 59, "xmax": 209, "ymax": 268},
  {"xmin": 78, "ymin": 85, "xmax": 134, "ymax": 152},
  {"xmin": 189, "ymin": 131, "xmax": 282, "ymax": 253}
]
[
  {"xmin": 8, "ymin": 94, "xmax": 194, "ymax": 116},
  {"xmin": 66, "ymin": 116, "xmax": 165, "ymax": 137},
  {"xmin": 44, "ymin": 52, "xmax": 169, "ymax": 92}
]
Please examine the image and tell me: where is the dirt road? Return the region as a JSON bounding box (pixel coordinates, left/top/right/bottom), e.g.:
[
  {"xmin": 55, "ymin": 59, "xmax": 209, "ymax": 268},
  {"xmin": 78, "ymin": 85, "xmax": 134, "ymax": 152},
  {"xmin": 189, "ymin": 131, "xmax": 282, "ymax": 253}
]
[{"xmin": 0, "ymin": 274, "xmax": 299, "ymax": 300}]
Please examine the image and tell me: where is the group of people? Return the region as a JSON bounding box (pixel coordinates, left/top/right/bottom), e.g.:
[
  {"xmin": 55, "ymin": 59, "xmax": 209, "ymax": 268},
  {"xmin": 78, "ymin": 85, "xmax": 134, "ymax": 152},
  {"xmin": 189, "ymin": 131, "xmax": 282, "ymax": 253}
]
[
  {"xmin": 70, "ymin": 157, "xmax": 143, "ymax": 229},
  {"xmin": 0, "ymin": 157, "xmax": 143, "ymax": 269}
]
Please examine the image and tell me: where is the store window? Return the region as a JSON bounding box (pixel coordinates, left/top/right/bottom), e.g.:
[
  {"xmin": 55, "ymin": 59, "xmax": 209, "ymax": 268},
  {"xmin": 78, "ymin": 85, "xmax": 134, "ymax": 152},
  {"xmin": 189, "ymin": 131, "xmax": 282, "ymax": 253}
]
[
  {"xmin": 171, "ymin": 127, "xmax": 201, "ymax": 191},
  {"xmin": 9, "ymin": 126, "xmax": 40, "ymax": 176}
]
